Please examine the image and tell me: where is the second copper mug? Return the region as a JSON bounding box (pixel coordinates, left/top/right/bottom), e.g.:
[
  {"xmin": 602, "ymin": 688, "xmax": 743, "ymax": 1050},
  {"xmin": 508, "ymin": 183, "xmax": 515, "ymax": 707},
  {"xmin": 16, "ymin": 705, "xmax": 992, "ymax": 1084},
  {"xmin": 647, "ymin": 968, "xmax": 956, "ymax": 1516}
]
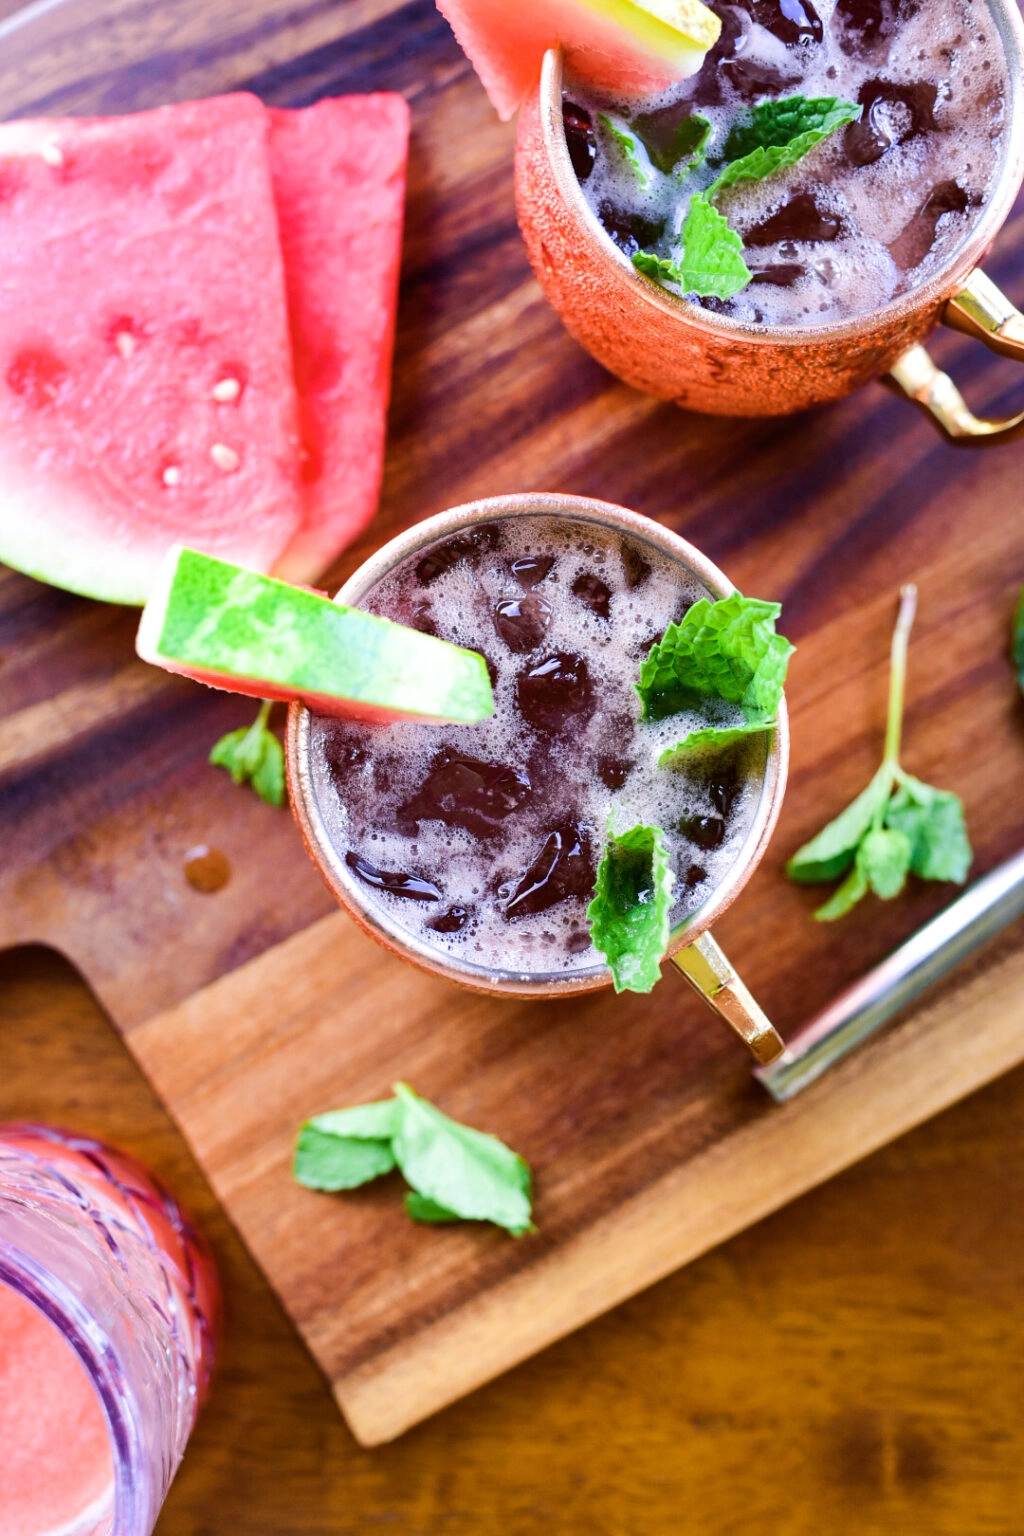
[
  {"xmin": 287, "ymin": 493, "xmax": 789, "ymax": 1066},
  {"xmin": 515, "ymin": 1, "xmax": 1024, "ymax": 444}
]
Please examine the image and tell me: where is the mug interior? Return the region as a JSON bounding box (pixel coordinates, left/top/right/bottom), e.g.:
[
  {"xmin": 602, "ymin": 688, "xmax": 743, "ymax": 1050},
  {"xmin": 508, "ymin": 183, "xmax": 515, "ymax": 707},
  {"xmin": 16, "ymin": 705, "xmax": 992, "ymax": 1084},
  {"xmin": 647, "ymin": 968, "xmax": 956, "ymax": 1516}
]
[
  {"xmin": 287, "ymin": 494, "xmax": 789, "ymax": 999},
  {"xmin": 538, "ymin": 0, "xmax": 1024, "ymax": 348}
]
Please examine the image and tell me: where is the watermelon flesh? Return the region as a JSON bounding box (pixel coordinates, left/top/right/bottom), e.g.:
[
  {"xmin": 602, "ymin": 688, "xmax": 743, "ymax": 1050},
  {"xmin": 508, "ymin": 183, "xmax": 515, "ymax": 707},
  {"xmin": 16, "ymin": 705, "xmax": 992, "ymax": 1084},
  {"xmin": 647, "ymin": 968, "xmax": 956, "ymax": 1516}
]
[
  {"xmin": 435, "ymin": 0, "xmax": 721, "ymax": 121},
  {"xmin": 268, "ymin": 96, "xmax": 410, "ymax": 586},
  {"xmin": 137, "ymin": 546, "xmax": 495, "ymax": 725},
  {"xmin": 0, "ymin": 95, "xmax": 304, "ymax": 605}
]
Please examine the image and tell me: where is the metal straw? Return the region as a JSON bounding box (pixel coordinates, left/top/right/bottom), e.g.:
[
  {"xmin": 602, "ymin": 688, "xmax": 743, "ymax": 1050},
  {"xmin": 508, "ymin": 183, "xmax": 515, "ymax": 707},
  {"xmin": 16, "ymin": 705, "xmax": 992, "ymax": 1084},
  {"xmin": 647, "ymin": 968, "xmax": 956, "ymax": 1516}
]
[{"xmin": 755, "ymin": 847, "xmax": 1024, "ymax": 1103}]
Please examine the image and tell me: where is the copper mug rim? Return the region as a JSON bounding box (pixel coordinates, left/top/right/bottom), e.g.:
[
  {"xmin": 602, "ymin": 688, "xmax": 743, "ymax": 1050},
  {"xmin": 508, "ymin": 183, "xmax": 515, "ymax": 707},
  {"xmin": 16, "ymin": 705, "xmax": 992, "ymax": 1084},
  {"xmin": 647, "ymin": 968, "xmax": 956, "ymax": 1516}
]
[
  {"xmin": 535, "ymin": 0, "xmax": 1024, "ymax": 348},
  {"xmin": 286, "ymin": 493, "xmax": 790, "ymax": 1000}
]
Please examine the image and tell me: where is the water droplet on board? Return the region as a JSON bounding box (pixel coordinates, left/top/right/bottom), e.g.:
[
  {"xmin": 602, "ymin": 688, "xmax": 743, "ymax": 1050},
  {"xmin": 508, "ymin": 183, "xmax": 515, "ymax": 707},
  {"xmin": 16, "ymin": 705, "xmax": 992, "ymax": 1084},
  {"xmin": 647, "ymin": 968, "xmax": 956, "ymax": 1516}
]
[{"xmin": 184, "ymin": 845, "xmax": 231, "ymax": 894}]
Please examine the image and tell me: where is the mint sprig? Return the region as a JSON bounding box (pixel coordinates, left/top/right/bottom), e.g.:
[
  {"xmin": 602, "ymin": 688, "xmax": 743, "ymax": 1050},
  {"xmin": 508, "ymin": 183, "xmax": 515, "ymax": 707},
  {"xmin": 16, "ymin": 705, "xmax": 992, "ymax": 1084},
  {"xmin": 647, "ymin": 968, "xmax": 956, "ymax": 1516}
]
[
  {"xmin": 210, "ymin": 699, "xmax": 285, "ymax": 807},
  {"xmin": 587, "ymin": 824, "xmax": 675, "ymax": 993},
  {"xmin": 294, "ymin": 1083, "xmax": 533, "ymax": 1236},
  {"xmin": 1013, "ymin": 588, "xmax": 1024, "ymax": 692},
  {"xmin": 787, "ymin": 586, "xmax": 972, "ymax": 920},
  {"xmin": 709, "ymin": 96, "xmax": 861, "ymax": 198},
  {"xmin": 634, "ymin": 195, "xmax": 751, "ymax": 301},
  {"xmin": 637, "ymin": 592, "xmax": 794, "ymax": 722}
]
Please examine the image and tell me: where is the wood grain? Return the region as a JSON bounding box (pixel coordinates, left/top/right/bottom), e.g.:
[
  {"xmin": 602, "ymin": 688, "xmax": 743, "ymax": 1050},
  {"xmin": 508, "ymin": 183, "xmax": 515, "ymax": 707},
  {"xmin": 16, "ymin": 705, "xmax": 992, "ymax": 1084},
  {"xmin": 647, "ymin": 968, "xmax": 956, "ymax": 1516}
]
[
  {"xmin": 2, "ymin": 0, "xmax": 1024, "ymax": 1453},
  {"xmin": 7, "ymin": 946, "xmax": 1024, "ymax": 1534}
]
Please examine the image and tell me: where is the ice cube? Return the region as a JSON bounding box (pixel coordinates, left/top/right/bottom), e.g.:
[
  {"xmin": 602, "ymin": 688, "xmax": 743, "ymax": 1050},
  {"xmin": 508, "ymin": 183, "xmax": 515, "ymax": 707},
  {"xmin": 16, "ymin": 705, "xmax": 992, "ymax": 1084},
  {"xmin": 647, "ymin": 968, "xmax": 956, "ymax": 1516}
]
[
  {"xmin": 572, "ymin": 570, "xmax": 612, "ymax": 619},
  {"xmin": 494, "ymin": 593, "xmax": 554, "ymax": 653},
  {"xmin": 745, "ymin": 193, "xmax": 842, "ymax": 246},
  {"xmin": 844, "ymin": 79, "xmax": 938, "ymax": 167},
  {"xmin": 415, "ymin": 525, "xmax": 500, "ymax": 585},
  {"xmin": 888, "ymin": 180, "xmax": 971, "ymax": 270},
  {"xmin": 563, "ymin": 101, "xmax": 597, "ymax": 182},
  {"xmin": 735, "ymin": 0, "xmax": 823, "ymax": 46},
  {"xmin": 511, "ymin": 554, "xmax": 555, "ymax": 588},
  {"xmin": 505, "ymin": 824, "xmax": 596, "ymax": 917},
  {"xmin": 345, "ymin": 852, "xmax": 443, "ymax": 902},
  {"xmin": 400, "ymin": 750, "xmax": 532, "ymax": 838},
  {"xmin": 598, "ymin": 201, "xmax": 666, "ymax": 258},
  {"xmin": 517, "ymin": 653, "xmax": 596, "ymax": 732}
]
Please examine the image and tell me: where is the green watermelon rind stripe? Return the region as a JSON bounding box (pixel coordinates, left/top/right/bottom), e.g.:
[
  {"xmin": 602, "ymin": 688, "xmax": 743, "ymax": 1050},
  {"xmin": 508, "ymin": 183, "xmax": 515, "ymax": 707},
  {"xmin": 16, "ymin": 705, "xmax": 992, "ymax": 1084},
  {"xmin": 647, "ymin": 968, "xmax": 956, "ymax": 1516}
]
[{"xmin": 151, "ymin": 548, "xmax": 494, "ymax": 723}]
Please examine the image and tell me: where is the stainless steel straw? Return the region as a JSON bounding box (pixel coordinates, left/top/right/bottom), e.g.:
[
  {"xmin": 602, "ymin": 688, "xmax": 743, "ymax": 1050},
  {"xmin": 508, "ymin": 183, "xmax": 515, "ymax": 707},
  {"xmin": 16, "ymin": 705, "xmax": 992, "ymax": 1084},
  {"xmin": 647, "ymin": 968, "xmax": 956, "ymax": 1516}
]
[{"xmin": 756, "ymin": 847, "xmax": 1024, "ymax": 1103}]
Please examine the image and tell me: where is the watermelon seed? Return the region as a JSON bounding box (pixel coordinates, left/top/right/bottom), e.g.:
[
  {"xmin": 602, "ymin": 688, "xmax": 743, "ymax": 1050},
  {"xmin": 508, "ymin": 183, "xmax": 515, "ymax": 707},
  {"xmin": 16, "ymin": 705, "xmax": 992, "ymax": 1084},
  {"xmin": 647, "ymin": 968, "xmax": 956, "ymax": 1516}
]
[
  {"xmin": 115, "ymin": 332, "xmax": 136, "ymax": 360},
  {"xmin": 210, "ymin": 443, "xmax": 240, "ymax": 473},
  {"xmin": 40, "ymin": 139, "xmax": 63, "ymax": 168},
  {"xmin": 212, "ymin": 378, "xmax": 241, "ymax": 403},
  {"xmin": 162, "ymin": 466, "xmax": 181, "ymax": 488}
]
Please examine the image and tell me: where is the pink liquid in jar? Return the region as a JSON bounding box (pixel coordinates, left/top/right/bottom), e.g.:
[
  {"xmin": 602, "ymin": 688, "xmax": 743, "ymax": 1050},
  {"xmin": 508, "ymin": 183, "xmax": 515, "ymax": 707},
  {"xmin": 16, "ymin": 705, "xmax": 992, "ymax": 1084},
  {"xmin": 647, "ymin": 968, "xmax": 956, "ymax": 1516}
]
[{"xmin": 0, "ymin": 1282, "xmax": 114, "ymax": 1536}]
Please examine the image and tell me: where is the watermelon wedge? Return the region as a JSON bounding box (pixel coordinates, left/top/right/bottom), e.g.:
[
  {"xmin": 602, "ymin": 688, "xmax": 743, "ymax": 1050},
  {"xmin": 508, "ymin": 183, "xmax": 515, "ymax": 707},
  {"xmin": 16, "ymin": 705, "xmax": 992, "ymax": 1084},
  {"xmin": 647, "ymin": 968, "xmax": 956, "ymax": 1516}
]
[
  {"xmin": 137, "ymin": 546, "xmax": 494, "ymax": 725},
  {"xmin": 268, "ymin": 96, "xmax": 410, "ymax": 586},
  {"xmin": 0, "ymin": 95, "xmax": 304, "ymax": 605},
  {"xmin": 435, "ymin": 0, "xmax": 721, "ymax": 121}
]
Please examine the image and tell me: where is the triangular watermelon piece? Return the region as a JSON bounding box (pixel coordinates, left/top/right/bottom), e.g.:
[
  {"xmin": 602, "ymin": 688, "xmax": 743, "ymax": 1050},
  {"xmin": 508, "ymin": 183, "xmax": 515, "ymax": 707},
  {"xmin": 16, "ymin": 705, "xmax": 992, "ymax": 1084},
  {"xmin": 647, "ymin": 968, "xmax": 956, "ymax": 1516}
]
[
  {"xmin": 266, "ymin": 96, "xmax": 410, "ymax": 585},
  {"xmin": 0, "ymin": 94, "xmax": 303, "ymax": 605},
  {"xmin": 434, "ymin": 0, "xmax": 720, "ymax": 122}
]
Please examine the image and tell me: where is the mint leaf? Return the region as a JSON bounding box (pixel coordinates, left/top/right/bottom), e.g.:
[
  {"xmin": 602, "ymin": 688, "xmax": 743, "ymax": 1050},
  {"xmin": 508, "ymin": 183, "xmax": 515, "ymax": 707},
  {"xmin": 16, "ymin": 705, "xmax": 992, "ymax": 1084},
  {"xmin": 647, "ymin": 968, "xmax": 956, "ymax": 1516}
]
[
  {"xmin": 391, "ymin": 1083, "xmax": 534, "ymax": 1237},
  {"xmin": 404, "ymin": 1192, "xmax": 462, "ymax": 1224},
  {"xmin": 309, "ymin": 1101, "xmax": 402, "ymax": 1140},
  {"xmin": 633, "ymin": 105, "xmax": 712, "ymax": 174},
  {"xmin": 885, "ymin": 776, "xmax": 972, "ymax": 884},
  {"xmin": 815, "ymin": 863, "xmax": 869, "ymax": 922},
  {"xmin": 210, "ymin": 699, "xmax": 285, "ymax": 807},
  {"xmin": 658, "ymin": 719, "xmax": 773, "ymax": 769},
  {"xmin": 293, "ymin": 1126, "xmax": 396, "ymax": 1191},
  {"xmin": 1013, "ymin": 588, "xmax": 1024, "ymax": 692},
  {"xmin": 722, "ymin": 95, "xmax": 862, "ymax": 161},
  {"xmin": 857, "ymin": 825, "xmax": 912, "ymax": 900},
  {"xmin": 634, "ymin": 195, "xmax": 751, "ymax": 300},
  {"xmin": 587, "ymin": 824, "xmax": 675, "ymax": 994},
  {"xmin": 638, "ymin": 592, "xmax": 794, "ymax": 722},
  {"xmin": 786, "ymin": 767, "xmax": 892, "ymax": 885},
  {"xmin": 709, "ymin": 96, "xmax": 860, "ymax": 196},
  {"xmin": 598, "ymin": 113, "xmax": 651, "ymax": 184}
]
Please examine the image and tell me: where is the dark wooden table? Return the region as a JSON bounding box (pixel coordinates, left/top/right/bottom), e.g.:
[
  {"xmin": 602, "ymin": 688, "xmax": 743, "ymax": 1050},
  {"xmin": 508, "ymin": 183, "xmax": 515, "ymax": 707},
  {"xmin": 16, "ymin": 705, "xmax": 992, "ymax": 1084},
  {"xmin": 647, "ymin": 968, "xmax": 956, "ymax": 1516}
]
[
  {"xmin": 4, "ymin": 0, "xmax": 1024, "ymax": 1524},
  {"xmin": 4, "ymin": 944, "xmax": 1024, "ymax": 1534}
]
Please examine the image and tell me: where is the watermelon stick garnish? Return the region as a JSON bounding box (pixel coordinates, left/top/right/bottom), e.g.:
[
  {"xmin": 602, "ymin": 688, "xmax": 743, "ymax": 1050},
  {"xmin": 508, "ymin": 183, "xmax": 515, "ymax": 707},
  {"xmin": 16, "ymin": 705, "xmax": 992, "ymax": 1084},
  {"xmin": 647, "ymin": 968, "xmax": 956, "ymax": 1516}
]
[
  {"xmin": 136, "ymin": 546, "xmax": 495, "ymax": 726},
  {"xmin": 210, "ymin": 701, "xmax": 286, "ymax": 808}
]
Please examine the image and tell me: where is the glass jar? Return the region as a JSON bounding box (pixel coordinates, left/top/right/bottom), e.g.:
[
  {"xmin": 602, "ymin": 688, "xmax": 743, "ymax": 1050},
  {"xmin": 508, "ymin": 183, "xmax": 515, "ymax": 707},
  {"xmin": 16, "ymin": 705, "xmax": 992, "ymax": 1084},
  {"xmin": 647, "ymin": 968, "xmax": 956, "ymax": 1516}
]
[{"xmin": 0, "ymin": 1123, "xmax": 220, "ymax": 1536}]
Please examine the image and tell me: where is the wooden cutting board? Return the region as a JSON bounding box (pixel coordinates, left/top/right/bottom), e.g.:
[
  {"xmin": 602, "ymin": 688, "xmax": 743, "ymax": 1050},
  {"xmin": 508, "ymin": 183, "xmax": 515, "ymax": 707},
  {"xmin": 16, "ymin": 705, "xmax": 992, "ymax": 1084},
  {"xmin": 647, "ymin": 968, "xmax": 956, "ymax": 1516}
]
[{"xmin": 2, "ymin": 0, "xmax": 1024, "ymax": 1448}]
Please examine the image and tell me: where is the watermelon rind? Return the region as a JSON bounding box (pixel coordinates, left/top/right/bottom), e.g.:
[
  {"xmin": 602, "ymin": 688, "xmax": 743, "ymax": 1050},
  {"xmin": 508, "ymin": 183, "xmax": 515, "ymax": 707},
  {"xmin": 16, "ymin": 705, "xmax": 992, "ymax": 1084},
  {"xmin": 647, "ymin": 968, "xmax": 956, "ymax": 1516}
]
[{"xmin": 137, "ymin": 547, "xmax": 495, "ymax": 725}]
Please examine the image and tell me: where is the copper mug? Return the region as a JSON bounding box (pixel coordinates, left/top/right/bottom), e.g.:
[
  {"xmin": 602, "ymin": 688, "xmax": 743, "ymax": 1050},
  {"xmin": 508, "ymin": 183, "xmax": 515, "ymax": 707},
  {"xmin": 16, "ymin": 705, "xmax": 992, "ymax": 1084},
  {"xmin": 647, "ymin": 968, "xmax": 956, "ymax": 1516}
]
[
  {"xmin": 287, "ymin": 493, "xmax": 789, "ymax": 1065},
  {"xmin": 515, "ymin": 2, "xmax": 1024, "ymax": 443}
]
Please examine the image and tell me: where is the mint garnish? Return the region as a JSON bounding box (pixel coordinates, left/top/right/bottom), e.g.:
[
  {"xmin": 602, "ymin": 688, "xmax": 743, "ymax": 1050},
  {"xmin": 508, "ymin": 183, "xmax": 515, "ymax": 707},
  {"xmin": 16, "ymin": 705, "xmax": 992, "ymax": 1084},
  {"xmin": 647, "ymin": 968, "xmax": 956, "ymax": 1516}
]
[
  {"xmin": 637, "ymin": 592, "xmax": 794, "ymax": 722},
  {"xmin": 658, "ymin": 719, "xmax": 774, "ymax": 769},
  {"xmin": 633, "ymin": 107, "xmax": 712, "ymax": 175},
  {"xmin": 1013, "ymin": 588, "xmax": 1024, "ymax": 692},
  {"xmin": 708, "ymin": 95, "xmax": 861, "ymax": 197},
  {"xmin": 209, "ymin": 699, "xmax": 285, "ymax": 807},
  {"xmin": 633, "ymin": 195, "xmax": 751, "ymax": 300},
  {"xmin": 587, "ymin": 824, "xmax": 675, "ymax": 994},
  {"xmin": 598, "ymin": 112, "xmax": 653, "ymax": 185},
  {"xmin": 294, "ymin": 1084, "xmax": 533, "ymax": 1237},
  {"xmin": 787, "ymin": 586, "xmax": 972, "ymax": 920},
  {"xmin": 391, "ymin": 1083, "xmax": 533, "ymax": 1235}
]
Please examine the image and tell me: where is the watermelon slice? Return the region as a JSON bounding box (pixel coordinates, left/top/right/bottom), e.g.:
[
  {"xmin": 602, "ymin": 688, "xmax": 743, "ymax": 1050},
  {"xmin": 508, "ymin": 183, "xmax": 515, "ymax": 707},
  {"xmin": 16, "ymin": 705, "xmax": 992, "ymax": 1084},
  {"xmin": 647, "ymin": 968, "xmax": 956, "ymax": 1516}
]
[
  {"xmin": 137, "ymin": 546, "xmax": 494, "ymax": 725},
  {"xmin": 268, "ymin": 96, "xmax": 410, "ymax": 585},
  {"xmin": 435, "ymin": 0, "xmax": 721, "ymax": 121},
  {"xmin": 0, "ymin": 95, "xmax": 305, "ymax": 605}
]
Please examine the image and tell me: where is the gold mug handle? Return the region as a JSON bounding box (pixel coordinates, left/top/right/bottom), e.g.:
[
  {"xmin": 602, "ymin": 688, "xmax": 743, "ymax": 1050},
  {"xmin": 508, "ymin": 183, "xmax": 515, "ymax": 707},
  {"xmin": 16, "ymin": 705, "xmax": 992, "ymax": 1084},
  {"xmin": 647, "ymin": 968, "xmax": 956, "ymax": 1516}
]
[
  {"xmin": 672, "ymin": 933, "xmax": 786, "ymax": 1066},
  {"xmin": 884, "ymin": 269, "xmax": 1024, "ymax": 443}
]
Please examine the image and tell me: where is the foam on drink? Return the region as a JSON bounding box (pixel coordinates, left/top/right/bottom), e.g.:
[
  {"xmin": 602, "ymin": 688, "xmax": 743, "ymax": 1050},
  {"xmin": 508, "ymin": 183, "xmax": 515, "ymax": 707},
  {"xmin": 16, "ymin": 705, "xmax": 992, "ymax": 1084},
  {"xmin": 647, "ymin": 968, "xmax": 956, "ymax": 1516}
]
[
  {"xmin": 564, "ymin": 0, "xmax": 1007, "ymax": 326},
  {"xmin": 308, "ymin": 516, "xmax": 770, "ymax": 981}
]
